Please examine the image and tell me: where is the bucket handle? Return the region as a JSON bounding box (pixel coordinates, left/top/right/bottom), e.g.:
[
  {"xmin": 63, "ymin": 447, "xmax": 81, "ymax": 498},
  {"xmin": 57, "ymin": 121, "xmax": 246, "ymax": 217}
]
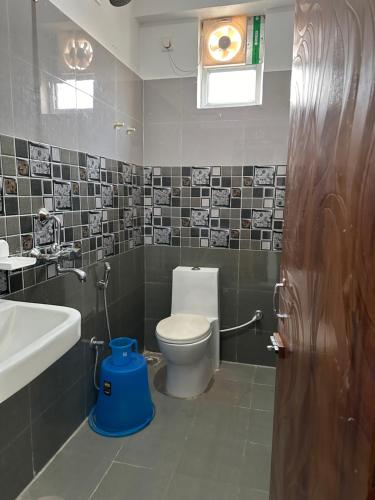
[{"xmin": 129, "ymin": 338, "xmax": 138, "ymax": 353}]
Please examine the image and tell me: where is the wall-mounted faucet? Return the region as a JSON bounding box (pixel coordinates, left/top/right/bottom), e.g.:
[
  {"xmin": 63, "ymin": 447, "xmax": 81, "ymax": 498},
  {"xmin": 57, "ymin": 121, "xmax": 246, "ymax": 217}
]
[
  {"xmin": 30, "ymin": 208, "xmax": 87, "ymax": 283},
  {"xmin": 56, "ymin": 265, "xmax": 87, "ymax": 283}
]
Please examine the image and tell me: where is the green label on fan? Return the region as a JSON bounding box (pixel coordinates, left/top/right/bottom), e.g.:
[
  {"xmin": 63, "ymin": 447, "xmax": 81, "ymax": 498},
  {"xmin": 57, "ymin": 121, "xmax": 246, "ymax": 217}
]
[{"xmin": 252, "ymin": 16, "xmax": 262, "ymax": 64}]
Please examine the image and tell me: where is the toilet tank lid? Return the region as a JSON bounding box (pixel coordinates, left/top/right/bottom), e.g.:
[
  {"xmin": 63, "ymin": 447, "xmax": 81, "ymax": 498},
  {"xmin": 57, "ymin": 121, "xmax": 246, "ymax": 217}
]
[
  {"xmin": 156, "ymin": 314, "xmax": 211, "ymax": 344},
  {"xmin": 174, "ymin": 266, "xmax": 219, "ymax": 273}
]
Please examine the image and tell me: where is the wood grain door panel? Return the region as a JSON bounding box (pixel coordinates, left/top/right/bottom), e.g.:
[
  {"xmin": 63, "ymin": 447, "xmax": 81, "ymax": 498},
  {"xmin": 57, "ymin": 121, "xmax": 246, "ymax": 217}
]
[{"xmin": 270, "ymin": 1, "xmax": 375, "ymax": 500}]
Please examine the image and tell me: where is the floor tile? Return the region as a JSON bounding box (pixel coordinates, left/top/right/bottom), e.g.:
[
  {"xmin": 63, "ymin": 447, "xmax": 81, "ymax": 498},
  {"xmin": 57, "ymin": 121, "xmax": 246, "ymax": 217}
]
[
  {"xmin": 203, "ymin": 378, "xmax": 252, "ymax": 408},
  {"xmin": 217, "ymin": 362, "xmax": 256, "ymax": 383},
  {"xmin": 91, "ymin": 462, "xmax": 171, "ymax": 500},
  {"xmin": 164, "ymin": 472, "xmax": 239, "ymax": 500},
  {"xmin": 240, "ymin": 441, "xmax": 271, "ymax": 492},
  {"xmin": 251, "ymin": 384, "xmax": 275, "ymax": 412},
  {"xmin": 149, "ymin": 390, "xmax": 197, "ymax": 436},
  {"xmin": 20, "ymin": 450, "xmax": 112, "ymax": 500},
  {"xmin": 19, "ymin": 362, "xmax": 276, "ymax": 499},
  {"xmin": 254, "ymin": 366, "xmax": 276, "ymax": 386},
  {"xmin": 238, "ymin": 487, "xmax": 269, "ymax": 500},
  {"xmin": 189, "ymin": 400, "xmax": 250, "ymax": 443},
  {"xmin": 63, "ymin": 421, "xmax": 124, "ymax": 459},
  {"xmin": 248, "ymin": 410, "xmax": 274, "ymax": 446},
  {"xmin": 176, "ymin": 434, "xmax": 245, "ymax": 485},
  {"xmin": 115, "ymin": 422, "xmax": 185, "ymax": 474}
]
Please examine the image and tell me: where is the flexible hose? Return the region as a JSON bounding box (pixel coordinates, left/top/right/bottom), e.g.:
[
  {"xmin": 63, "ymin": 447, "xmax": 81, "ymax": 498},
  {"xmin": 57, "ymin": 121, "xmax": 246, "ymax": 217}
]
[
  {"xmin": 93, "ymin": 262, "xmax": 112, "ymax": 391},
  {"xmin": 93, "ymin": 345, "xmax": 100, "ymax": 391},
  {"xmin": 220, "ymin": 310, "xmax": 263, "ymax": 333},
  {"xmin": 103, "ymin": 285, "xmax": 112, "ymax": 342}
]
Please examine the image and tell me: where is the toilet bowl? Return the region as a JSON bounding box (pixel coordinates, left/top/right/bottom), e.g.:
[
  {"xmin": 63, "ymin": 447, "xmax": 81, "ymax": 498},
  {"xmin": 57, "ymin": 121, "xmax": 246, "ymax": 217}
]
[{"xmin": 156, "ymin": 267, "xmax": 219, "ymax": 398}]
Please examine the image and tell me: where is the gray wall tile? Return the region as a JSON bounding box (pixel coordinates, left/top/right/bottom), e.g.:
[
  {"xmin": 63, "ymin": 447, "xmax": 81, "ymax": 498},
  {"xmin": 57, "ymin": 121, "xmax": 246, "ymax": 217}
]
[
  {"xmin": 0, "ymin": 50, "xmax": 14, "ymax": 137},
  {"xmin": 31, "ymin": 378, "xmax": 85, "ymax": 472},
  {"xmin": 0, "ymin": 387, "xmax": 29, "ymax": 454},
  {"xmin": 144, "ymin": 72, "xmax": 291, "ymax": 167},
  {"xmin": 0, "ymin": 428, "xmax": 33, "ymax": 500},
  {"xmin": 145, "ymin": 245, "xmax": 181, "ymax": 283},
  {"xmin": 144, "ymin": 78, "xmax": 182, "ymax": 123},
  {"xmin": 180, "ymin": 247, "xmax": 239, "ymax": 289}
]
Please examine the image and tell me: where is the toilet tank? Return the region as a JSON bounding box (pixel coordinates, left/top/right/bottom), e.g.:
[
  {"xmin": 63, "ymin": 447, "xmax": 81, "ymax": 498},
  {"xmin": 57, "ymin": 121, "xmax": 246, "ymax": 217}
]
[{"xmin": 171, "ymin": 267, "xmax": 219, "ymax": 318}]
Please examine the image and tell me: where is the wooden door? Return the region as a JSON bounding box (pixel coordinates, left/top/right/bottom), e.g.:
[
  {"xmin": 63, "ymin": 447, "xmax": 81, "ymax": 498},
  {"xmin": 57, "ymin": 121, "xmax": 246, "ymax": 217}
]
[{"xmin": 270, "ymin": 1, "xmax": 375, "ymax": 500}]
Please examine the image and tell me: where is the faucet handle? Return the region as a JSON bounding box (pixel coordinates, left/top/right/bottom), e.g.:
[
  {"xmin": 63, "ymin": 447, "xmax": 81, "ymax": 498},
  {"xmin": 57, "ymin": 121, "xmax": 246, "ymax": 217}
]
[
  {"xmin": 57, "ymin": 245, "xmax": 82, "ymax": 261},
  {"xmin": 30, "ymin": 247, "xmax": 42, "ymax": 259}
]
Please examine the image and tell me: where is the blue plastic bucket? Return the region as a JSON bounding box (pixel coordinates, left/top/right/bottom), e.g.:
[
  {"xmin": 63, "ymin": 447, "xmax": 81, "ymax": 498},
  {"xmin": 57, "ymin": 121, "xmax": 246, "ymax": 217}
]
[{"xmin": 89, "ymin": 337, "xmax": 154, "ymax": 437}]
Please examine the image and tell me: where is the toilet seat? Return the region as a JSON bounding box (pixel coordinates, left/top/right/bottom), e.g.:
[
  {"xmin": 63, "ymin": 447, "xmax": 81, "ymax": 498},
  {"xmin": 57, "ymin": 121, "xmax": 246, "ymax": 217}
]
[{"xmin": 156, "ymin": 314, "xmax": 211, "ymax": 345}]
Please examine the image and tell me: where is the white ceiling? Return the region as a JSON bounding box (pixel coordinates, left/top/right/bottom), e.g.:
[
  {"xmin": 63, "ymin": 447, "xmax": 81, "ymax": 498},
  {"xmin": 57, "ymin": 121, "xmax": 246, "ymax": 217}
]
[
  {"xmin": 133, "ymin": 0, "xmax": 295, "ymax": 24},
  {"xmin": 51, "ymin": 0, "xmax": 295, "ymax": 78}
]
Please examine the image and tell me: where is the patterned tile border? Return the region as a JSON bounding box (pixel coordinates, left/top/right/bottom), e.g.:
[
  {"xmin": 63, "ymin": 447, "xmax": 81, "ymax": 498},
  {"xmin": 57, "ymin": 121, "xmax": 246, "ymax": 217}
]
[
  {"xmin": 143, "ymin": 165, "xmax": 286, "ymax": 251},
  {"xmin": 0, "ymin": 133, "xmax": 287, "ymax": 296},
  {"xmin": 0, "ymin": 133, "xmax": 143, "ymax": 296}
]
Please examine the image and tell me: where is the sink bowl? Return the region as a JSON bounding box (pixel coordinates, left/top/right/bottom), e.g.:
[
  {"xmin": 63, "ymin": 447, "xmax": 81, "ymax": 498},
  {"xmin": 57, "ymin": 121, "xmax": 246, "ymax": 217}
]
[{"xmin": 0, "ymin": 299, "xmax": 81, "ymax": 403}]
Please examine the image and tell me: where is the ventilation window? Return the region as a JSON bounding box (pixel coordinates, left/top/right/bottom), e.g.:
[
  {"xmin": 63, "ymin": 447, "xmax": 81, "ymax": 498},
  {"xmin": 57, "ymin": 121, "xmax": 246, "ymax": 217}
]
[
  {"xmin": 198, "ymin": 15, "xmax": 265, "ymax": 109},
  {"xmin": 55, "ymin": 79, "xmax": 94, "ymax": 110}
]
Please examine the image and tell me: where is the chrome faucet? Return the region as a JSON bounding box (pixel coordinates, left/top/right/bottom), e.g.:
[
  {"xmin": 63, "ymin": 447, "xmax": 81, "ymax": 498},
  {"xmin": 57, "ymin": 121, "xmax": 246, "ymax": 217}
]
[
  {"xmin": 30, "ymin": 208, "xmax": 87, "ymax": 283},
  {"xmin": 56, "ymin": 265, "xmax": 87, "ymax": 283}
]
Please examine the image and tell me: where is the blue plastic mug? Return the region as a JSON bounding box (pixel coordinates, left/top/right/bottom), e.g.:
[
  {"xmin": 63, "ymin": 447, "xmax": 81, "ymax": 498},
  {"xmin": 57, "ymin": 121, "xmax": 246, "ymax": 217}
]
[{"xmin": 109, "ymin": 337, "xmax": 138, "ymax": 366}]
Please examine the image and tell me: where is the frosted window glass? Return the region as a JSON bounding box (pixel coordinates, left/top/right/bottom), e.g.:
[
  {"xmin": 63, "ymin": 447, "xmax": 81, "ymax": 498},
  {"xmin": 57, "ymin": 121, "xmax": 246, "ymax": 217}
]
[
  {"xmin": 207, "ymin": 69, "xmax": 256, "ymax": 105},
  {"xmin": 56, "ymin": 80, "xmax": 94, "ymax": 110}
]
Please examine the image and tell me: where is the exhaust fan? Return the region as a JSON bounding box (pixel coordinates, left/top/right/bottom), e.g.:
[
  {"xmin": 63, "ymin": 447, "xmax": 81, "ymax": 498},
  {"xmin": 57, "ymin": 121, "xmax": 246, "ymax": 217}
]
[
  {"xmin": 109, "ymin": 0, "xmax": 132, "ymax": 5},
  {"xmin": 202, "ymin": 16, "xmax": 247, "ymax": 66}
]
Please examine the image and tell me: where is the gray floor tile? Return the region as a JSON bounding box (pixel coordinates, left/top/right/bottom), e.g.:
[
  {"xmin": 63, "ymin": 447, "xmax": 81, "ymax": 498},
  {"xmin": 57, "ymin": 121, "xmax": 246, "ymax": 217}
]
[
  {"xmin": 189, "ymin": 400, "xmax": 250, "ymax": 443},
  {"xmin": 251, "ymin": 384, "xmax": 275, "ymax": 412},
  {"xmin": 203, "ymin": 378, "xmax": 252, "ymax": 408},
  {"xmin": 19, "ymin": 450, "xmax": 112, "ymax": 500},
  {"xmin": 91, "ymin": 462, "xmax": 171, "ymax": 500},
  {"xmin": 248, "ymin": 410, "xmax": 274, "ymax": 446},
  {"xmin": 238, "ymin": 487, "xmax": 269, "ymax": 500},
  {"xmin": 116, "ymin": 423, "xmax": 185, "ymax": 474},
  {"xmin": 164, "ymin": 472, "xmax": 239, "ymax": 500},
  {"xmin": 216, "ymin": 361, "xmax": 256, "ymax": 383},
  {"xmin": 176, "ymin": 435, "xmax": 245, "ymax": 485},
  {"xmin": 254, "ymin": 366, "xmax": 276, "ymax": 386},
  {"xmin": 240, "ymin": 441, "xmax": 271, "ymax": 492},
  {"xmin": 150, "ymin": 390, "xmax": 197, "ymax": 435},
  {"xmin": 19, "ymin": 362, "xmax": 275, "ymax": 499},
  {"xmin": 63, "ymin": 422, "xmax": 124, "ymax": 459}
]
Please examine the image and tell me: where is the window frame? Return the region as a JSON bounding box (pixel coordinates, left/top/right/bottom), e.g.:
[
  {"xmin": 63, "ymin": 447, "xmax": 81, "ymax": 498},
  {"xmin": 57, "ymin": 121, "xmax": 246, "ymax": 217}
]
[{"xmin": 197, "ymin": 63, "xmax": 263, "ymax": 109}]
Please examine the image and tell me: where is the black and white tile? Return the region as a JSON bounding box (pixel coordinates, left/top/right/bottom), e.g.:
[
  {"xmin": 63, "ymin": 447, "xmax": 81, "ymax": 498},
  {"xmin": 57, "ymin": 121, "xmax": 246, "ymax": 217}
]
[
  {"xmin": 153, "ymin": 187, "xmax": 171, "ymax": 206},
  {"xmin": 87, "ymin": 155, "xmax": 101, "ymax": 181},
  {"xmin": 0, "ymin": 132, "xmax": 144, "ymax": 296},
  {"xmin": 192, "ymin": 167, "xmax": 210, "ymax": 186},
  {"xmin": 53, "ymin": 181, "xmax": 71, "ymax": 210},
  {"xmin": 210, "ymin": 229, "xmax": 229, "ymax": 248},
  {"xmin": 154, "ymin": 227, "xmax": 171, "ymax": 245},
  {"xmin": 191, "ymin": 208, "xmax": 209, "ymax": 227},
  {"xmin": 144, "ymin": 164, "xmax": 286, "ymax": 251}
]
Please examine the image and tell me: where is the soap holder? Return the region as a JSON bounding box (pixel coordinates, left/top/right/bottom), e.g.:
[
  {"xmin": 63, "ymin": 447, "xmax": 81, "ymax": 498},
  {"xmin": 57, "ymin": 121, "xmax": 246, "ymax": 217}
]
[{"xmin": 0, "ymin": 240, "xmax": 36, "ymax": 271}]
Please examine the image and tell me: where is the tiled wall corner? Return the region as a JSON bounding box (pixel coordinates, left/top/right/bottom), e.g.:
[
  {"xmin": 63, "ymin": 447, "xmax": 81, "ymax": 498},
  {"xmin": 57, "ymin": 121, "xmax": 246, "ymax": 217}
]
[{"xmin": 0, "ymin": 133, "xmax": 144, "ymax": 296}]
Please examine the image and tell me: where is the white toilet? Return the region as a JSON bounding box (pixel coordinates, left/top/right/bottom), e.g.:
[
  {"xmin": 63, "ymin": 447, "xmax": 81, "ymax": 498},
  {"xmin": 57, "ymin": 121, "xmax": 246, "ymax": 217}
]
[{"xmin": 156, "ymin": 266, "xmax": 220, "ymax": 398}]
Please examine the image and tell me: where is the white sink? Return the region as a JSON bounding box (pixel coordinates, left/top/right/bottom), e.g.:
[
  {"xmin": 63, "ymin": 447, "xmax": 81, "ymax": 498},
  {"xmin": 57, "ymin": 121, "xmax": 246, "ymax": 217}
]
[{"xmin": 0, "ymin": 299, "xmax": 81, "ymax": 403}]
